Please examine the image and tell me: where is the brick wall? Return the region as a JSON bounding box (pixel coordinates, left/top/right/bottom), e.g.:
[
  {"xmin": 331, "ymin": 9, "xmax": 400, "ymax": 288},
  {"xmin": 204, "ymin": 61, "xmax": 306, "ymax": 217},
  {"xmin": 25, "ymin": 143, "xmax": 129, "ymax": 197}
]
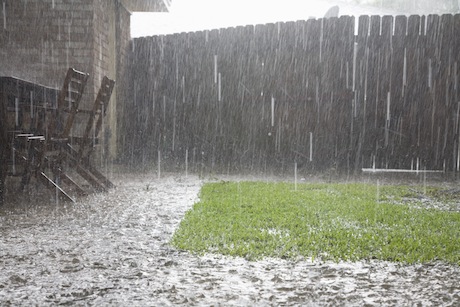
[
  {"xmin": 115, "ymin": 3, "xmax": 132, "ymax": 94},
  {"xmin": 114, "ymin": 3, "xmax": 131, "ymax": 159},
  {"xmin": 92, "ymin": 0, "xmax": 131, "ymax": 159},
  {"xmin": 0, "ymin": 0, "xmax": 132, "ymax": 158},
  {"xmin": 0, "ymin": 0, "xmax": 94, "ymax": 89}
]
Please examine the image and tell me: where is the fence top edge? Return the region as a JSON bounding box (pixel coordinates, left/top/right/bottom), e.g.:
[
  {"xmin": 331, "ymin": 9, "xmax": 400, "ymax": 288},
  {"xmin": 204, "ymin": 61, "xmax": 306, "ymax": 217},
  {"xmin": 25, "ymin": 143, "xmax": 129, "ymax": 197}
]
[{"xmin": 132, "ymin": 13, "xmax": 460, "ymax": 40}]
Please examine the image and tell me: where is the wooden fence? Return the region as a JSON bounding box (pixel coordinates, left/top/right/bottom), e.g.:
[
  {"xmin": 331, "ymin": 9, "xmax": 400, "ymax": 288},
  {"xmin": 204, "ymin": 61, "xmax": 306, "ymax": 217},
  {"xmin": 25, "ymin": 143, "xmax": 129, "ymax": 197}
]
[{"xmin": 122, "ymin": 14, "xmax": 460, "ymax": 175}]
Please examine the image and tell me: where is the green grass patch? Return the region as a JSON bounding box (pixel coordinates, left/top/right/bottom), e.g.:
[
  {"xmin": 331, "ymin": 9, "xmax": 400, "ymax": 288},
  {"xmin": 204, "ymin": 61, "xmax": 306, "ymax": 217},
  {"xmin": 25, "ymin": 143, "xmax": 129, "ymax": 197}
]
[{"xmin": 171, "ymin": 182, "xmax": 460, "ymax": 264}]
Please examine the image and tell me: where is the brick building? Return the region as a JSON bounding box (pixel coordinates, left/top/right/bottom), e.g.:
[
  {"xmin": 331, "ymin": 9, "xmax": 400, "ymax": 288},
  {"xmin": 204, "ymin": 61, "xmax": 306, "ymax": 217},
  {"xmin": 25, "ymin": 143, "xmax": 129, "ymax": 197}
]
[{"xmin": 0, "ymin": 0, "xmax": 169, "ymax": 158}]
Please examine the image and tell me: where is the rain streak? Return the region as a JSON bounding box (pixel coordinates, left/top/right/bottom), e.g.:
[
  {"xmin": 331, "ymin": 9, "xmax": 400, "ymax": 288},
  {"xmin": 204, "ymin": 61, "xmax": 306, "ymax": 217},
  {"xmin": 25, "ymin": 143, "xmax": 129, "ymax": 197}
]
[{"xmin": 1, "ymin": 0, "xmax": 460, "ymax": 305}]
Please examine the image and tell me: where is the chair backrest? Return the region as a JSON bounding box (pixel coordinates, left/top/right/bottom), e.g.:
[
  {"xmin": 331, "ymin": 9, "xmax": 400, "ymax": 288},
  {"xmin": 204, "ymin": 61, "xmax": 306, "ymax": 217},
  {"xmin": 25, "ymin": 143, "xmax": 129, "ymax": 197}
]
[
  {"xmin": 47, "ymin": 68, "xmax": 89, "ymax": 140},
  {"xmin": 77, "ymin": 76, "xmax": 115, "ymax": 161}
]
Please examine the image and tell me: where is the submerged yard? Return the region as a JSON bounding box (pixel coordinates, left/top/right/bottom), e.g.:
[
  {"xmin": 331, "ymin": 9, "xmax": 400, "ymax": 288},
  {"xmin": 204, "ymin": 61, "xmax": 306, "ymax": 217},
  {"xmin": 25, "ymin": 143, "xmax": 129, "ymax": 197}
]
[
  {"xmin": 1, "ymin": 173, "xmax": 459, "ymax": 305},
  {"xmin": 172, "ymin": 182, "xmax": 460, "ymax": 264}
]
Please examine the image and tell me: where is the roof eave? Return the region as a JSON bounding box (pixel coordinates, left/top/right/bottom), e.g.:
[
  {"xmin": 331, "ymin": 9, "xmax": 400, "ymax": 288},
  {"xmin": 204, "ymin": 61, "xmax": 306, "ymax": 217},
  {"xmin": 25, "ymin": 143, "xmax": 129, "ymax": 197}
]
[{"xmin": 121, "ymin": 0, "xmax": 171, "ymax": 12}]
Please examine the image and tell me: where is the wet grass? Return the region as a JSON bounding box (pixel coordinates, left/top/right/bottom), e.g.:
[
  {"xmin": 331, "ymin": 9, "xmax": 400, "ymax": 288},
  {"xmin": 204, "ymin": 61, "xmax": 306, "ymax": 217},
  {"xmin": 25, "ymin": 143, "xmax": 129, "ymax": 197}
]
[{"xmin": 172, "ymin": 182, "xmax": 460, "ymax": 264}]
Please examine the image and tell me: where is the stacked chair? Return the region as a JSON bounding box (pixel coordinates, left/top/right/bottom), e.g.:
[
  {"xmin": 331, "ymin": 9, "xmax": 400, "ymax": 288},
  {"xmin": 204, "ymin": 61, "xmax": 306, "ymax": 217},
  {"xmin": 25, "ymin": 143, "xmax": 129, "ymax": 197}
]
[{"xmin": 6, "ymin": 68, "xmax": 115, "ymax": 203}]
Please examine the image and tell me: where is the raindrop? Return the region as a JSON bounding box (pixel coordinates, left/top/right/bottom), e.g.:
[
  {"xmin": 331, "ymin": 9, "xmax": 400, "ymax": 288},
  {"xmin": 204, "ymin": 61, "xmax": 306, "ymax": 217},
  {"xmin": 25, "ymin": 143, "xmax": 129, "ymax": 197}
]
[
  {"xmin": 376, "ymin": 179, "xmax": 380, "ymax": 202},
  {"xmin": 15, "ymin": 97, "xmax": 19, "ymax": 126},
  {"xmin": 92, "ymin": 112, "xmax": 96, "ymax": 148},
  {"xmin": 55, "ymin": 177, "xmax": 60, "ymax": 206},
  {"xmin": 58, "ymin": 17, "xmax": 61, "ymax": 40},
  {"xmin": 66, "ymin": 23, "xmax": 71, "ymax": 68},
  {"xmin": 11, "ymin": 146, "xmax": 15, "ymax": 175},
  {"xmin": 353, "ymin": 92, "xmax": 358, "ymax": 118},
  {"xmin": 2, "ymin": 1, "xmax": 5, "ymax": 30},
  {"xmin": 68, "ymin": 84, "xmax": 72, "ymax": 110},
  {"xmin": 218, "ymin": 72, "xmax": 222, "ymax": 102},
  {"xmin": 315, "ymin": 77, "xmax": 319, "ymax": 107},
  {"xmin": 271, "ymin": 96, "xmax": 275, "ymax": 127},
  {"xmin": 100, "ymin": 104, "xmax": 105, "ymax": 166},
  {"xmin": 319, "ymin": 20, "xmax": 323, "ymax": 63},
  {"xmin": 214, "ymin": 54, "xmax": 218, "ymax": 83},
  {"xmin": 364, "ymin": 47, "xmax": 369, "ymax": 102},
  {"xmin": 385, "ymin": 92, "xmax": 390, "ymax": 147},
  {"xmin": 175, "ymin": 56, "xmax": 179, "ymax": 83},
  {"xmin": 454, "ymin": 62, "xmax": 458, "ymax": 91},
  {"xmin": 346, "ymin": 61, "xmax": 350, "ymax": 89},
  {"xmin": 172, "ymin": 99, "xmax": 176, "ymax": 151},
  {"xmin": 157, "ymin": 150, "xmax": 161, "ymax": 179},
  {"xmin": 428, "ymin": 58, "xmax": 432, "ymax": 88},
  {"xmin": 309, "ymin": 132, "xmax": 313, "ymax": 162},
  {"xmin": 402, "ymin": 48, "xmax": 407, "ymax": 88},
  {"xmin": 294, "ymin": 162, "xmax": 298, "ymax": 191},
  {"xmin": 457, "ymin": 142, "xmax": 460, "ymax": 172},
  {"xmin": 163, "ymin": 95, "xmax": 166, "ymax": 120},
  {"xmin": 197, "ymin": 85, "xmax": 201, "ymax": 106},
  {"xmin": 30, "ymin": 91, "xmax": 34, "ymax": 119},
  {"xmin": 182, "ymin": 76, "xmax": 185, "ymax": 103},
  {"xmin": 99, "ymin": 37, "xmax": 103, "ymax": 62},
  {"xmin": 375, "ymin": 179, "xmax": 380, "ymax": 224},
  {"xmin": 185, "ymin": 148, "xmax": 188, "ymax": 178}
]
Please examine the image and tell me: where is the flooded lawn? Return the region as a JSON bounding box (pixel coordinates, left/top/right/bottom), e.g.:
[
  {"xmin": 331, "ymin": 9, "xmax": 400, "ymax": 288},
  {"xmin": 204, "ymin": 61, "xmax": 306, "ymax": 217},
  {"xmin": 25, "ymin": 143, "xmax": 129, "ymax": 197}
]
[{"xmin": 1, "ymin": 173, "xmax": 459, "ymax": 306}]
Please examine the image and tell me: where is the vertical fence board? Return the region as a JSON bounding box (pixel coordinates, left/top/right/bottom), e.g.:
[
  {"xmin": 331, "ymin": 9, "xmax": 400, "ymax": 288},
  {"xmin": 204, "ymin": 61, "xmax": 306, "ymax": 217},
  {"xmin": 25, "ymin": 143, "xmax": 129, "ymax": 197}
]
[
  {"xmin": 439, "ymin": 14, "xmax": 455, "ymax": 171},
  {"xmin": 388, "ymin": 16, "xmax": 406, "ymax": 168},
  {"xmin": 454, "ymin": 14, "xmax": 460, "ymax": 172},
  {"xmin": 354, "ymin": 15, "xmax": 370, "ymax": 169},
  {"xmin": 367, "ymin": 15, "xmax": 383, "ymax": 166},
  {"xmin": 404, "ymin": 15, "xmax": 422, "ymax": 169}
]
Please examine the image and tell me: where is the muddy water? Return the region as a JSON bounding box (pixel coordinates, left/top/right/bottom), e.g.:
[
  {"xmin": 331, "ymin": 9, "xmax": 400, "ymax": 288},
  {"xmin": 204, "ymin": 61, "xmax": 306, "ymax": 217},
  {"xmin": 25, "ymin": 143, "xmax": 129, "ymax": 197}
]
[{"xmin": 1, "ymin": 173, "xmax": 459, "ymax": 306}]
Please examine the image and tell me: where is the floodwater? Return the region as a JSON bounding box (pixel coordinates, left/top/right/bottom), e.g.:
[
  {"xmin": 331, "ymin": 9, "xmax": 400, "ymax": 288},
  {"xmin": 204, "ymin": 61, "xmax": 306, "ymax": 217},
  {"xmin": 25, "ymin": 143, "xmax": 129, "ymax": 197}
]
[{"xmin": 1, "ymin": 172, "xmax": 459, "ymax": 306}]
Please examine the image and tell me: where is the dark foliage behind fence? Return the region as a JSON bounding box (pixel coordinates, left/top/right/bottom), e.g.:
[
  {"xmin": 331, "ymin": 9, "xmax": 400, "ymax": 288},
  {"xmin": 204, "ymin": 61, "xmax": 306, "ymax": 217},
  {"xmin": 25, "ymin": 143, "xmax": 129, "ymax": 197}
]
[{"xmin": 122, "ymin": 14, "xmax": 460, "ymax": 175}]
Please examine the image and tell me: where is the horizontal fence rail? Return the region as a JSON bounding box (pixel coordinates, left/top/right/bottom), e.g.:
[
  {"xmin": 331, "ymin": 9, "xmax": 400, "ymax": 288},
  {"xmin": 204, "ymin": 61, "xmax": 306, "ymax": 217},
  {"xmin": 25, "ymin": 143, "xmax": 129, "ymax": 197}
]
[{"xmin": 123, "ymin": 14, "xmax": 460, "ymax": 175}]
